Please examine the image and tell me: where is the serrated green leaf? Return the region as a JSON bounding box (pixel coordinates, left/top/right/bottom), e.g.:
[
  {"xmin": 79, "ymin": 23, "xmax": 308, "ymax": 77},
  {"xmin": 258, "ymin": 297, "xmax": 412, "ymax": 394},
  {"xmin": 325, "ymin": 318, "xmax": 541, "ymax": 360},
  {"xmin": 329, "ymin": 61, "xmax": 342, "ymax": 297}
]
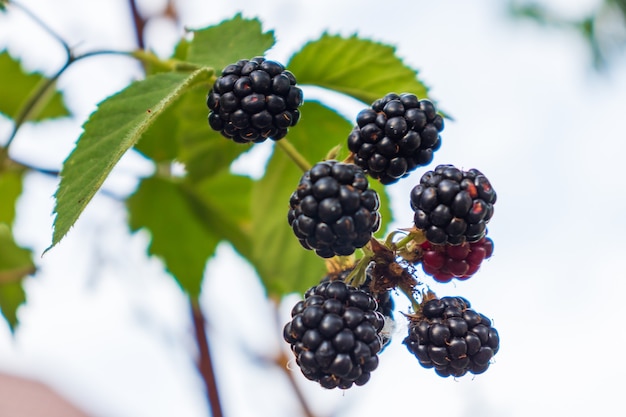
[
  {"xmin": 287, "ymin": 34, "xmax": 429, "ymax": 105},
  {"xmin": 0, "ymin": 224, "xmax": 33, "ymax": 333},
  {"xmin": 0, "ymin": 50, "xmax": 70, "ymax": 121},
  {"xmin": 138, "ymin": 86, "xmax": 250, "ymax": 181},
  {"xmin": 127, "ymin": 176, "xmax": 220, "ymax": 296},
  {"xmin": 251, "ymin": 101, "xmax": 357, "ymax": 297},
  {"xmin": 187, "ymin": 13, "xmax": 275, "ymax": 71},
  {"xmin": 50, "ymin": 68, "xmax": 213, "ymax": 251},
  {"xmin": 0, "ymin": 168, "xmax": 24, "ymax": 225}
]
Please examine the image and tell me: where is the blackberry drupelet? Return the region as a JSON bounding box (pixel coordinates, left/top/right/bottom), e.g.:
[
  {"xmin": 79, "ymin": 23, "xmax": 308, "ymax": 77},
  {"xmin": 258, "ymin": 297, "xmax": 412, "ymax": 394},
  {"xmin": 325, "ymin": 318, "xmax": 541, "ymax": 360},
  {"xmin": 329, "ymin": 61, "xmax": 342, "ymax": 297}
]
[
  {"xmin": 347, "ymin": 92, "xmax": 444, "ymax": 184},
  {"xmin": 403, "ymin": 296, "xmax": 499, "ymax": 377},
  {"xmin": 420, "ymin": 236, "xmax": 494, "ymax": 282},
  {"xmin": 288, "ymin": 160, "xmax": 381, "ymax": 258},
  {"xmin": 410, "ymin": 164, "xmax": 496, "ymax": 245},
  {"xmin": 207, "ymin": 56, "xmax": 303, "ymax": 143},
  {"xmin": 283, "ymin": 280, "xmax": 385, "ymax": 389}
]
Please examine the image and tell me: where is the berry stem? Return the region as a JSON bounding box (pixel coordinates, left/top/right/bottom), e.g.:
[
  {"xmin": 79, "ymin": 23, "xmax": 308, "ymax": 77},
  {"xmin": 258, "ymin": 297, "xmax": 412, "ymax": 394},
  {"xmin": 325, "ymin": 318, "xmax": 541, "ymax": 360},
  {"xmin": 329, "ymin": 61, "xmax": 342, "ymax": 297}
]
[
  {"xmin": 275, "ymin": 139, "xmax": 312, "ymax": 172},
  {"xmin": 190, "ymin": 296, "xmax": 225, "ymax": 417},
  {"xmin": 398, "ymin": 283, "xmax": 421, "ymax": 314},
  {"xmin": 393, "ymin": 229, "xmax": 426, "ymax": 251}
]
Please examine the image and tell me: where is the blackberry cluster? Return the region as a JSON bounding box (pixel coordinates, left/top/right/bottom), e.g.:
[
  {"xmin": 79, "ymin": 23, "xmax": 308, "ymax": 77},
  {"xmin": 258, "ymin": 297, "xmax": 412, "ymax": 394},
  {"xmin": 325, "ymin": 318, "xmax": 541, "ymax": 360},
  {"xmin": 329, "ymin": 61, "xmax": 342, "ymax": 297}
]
[
  {"xmin": 410, "ymin": 164, "xmax": 496, "ymax": 245},
  {"xmin": 403, "ymin": 296, "xmax": 499, "ymax": 377},
  {"xmin": 348, "ymin": 93, "xmax": 444, "ymax": 184},
  {"xmin": 288, "ymin": 160, "xmax": 381, "ymax": 258},
  {"xmin": 283, "ymin": 280, "xmax": 385, "ymax": 389},
  {"xmin": 206, "ymin": 57, "xmax": 303, "ymax": 143},
  {"xmin": 421, "ymin": 236, "xmax": 494, "ymax": 282}
]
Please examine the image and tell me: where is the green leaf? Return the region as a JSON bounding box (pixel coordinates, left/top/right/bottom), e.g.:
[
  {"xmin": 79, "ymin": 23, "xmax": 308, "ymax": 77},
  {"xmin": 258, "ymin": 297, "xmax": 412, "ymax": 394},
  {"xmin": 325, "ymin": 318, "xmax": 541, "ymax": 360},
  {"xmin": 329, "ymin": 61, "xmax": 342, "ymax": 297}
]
[
  {"xmin": 189, "ymin": 171, "xmax": 254, "ymax": 258},
  {"xmin": 0, "ymin": 167, "xmax": 24, "ymax": 225},
  {"xmin": 0, "ymin": 280, "xmax": 26, "ymax": 333},
  {"xmin": 187, "ymin": 13, "xmax": 275, "ymax": 72},
  {"xmin": 138, "ymin": 86, "xmax": 250, "ymax": 181},
  {"xmin": 0, "ymin": 224, "xmax": 33, "ymax": 333},
  {"xmin": 50, "ymin": 68, "xmax": 213, "ymax": 251},
  {"xmin": 127, "ymin": 176, "xmax": 220, "ymax": 296},
  {"xmin": 250, "ymin": 101, "xmax": 358, "ymax": 297},
  {"xmin": 0, "ymin": 50, "xmax": 70, "ymax": 121},
  {"xmin": 287, "ymin": 34, "xmax": 429, "ymax": 105}
]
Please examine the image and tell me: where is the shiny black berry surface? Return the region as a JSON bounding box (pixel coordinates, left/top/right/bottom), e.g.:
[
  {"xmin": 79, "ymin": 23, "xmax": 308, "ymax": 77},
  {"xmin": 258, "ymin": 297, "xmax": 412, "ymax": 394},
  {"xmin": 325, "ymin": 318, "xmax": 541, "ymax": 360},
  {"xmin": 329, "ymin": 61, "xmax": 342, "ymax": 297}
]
[
  {"xmin": 348, "ymin": 92, "xmax": 444, "ymax": 184},
  {"xmin": 288, "ymin": 161, "xmax": 381, "ymax": 258},
  {"xmin": 207, "ymin": 57, "xmax": 303, "ymax": 143},
  {"xmin": 283, "ymin": 280, "xmax": 385, "ymax": 389}
]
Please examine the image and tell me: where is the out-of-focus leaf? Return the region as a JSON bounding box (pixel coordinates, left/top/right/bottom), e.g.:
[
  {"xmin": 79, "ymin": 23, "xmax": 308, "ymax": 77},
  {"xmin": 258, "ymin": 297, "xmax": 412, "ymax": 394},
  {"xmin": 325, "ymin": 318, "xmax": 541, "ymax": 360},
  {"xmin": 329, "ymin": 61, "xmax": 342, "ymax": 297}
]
[
  {"xmin": 0, "ymin": 168, "xmax": 24, "ymax": 225},
  {"xmin": 189, "ymin": 170, "xmax": 254, "ymax": 258},
  {"xmin": 187, "ymin": 14, "xmax": 275, "ymax": 72},
  {"xmin": 50, "ymin": 68, "xmax": 212, "ymax": 251},
  {"xmin": 0, "ymin": 280, "xmax": 26, "ymax": 333},
  {"xmin": 127, "ymin": 176, "xmax": 220, "ymax": 296},
  {"xmin": 0, "ymin": 224, "xmax": 33, "ymax": 333},
  {"xmin": 287, "ymin": 34, "xmax": 429, "ymax": 105},
  {"xmin": 0, "ymin": 50, "xmax": 69, "ymax": 121}
]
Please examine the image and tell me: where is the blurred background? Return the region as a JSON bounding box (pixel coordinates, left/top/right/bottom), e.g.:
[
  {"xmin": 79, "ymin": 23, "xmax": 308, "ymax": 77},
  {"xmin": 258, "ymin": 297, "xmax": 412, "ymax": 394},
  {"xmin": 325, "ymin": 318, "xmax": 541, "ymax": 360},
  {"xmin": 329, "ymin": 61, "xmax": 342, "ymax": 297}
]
[{"xmin": 1, "ymin": 0, "xmax": 625, "ymax": 416}]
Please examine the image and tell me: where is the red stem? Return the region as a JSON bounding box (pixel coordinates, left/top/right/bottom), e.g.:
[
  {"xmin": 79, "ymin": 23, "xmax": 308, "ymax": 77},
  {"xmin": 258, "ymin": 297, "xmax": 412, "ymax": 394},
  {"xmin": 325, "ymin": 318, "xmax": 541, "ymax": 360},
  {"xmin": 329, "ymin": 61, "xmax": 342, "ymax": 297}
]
[{"xmin": 190, "ymin": 297, "xmax": 225, "ymax": 417}]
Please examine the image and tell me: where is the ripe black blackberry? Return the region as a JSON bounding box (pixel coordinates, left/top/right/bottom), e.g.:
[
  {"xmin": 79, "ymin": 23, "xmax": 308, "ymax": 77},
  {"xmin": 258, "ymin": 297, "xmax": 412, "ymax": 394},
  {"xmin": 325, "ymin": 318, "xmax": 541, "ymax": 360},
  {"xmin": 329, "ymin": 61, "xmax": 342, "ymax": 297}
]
[
  {"xmin": 410, "ymin": 164, "xmax": 496, "ymax": 245},
  {"xmin": 283, "ymin": 280, "xmax": 385, "ymax": 389},
  {"xmin": 288, "ymin": 160, "xmax": 381, "ymax": 258},
  {"xmin": 347, "ymin": 92, "xmax": 444, "ymax": 184},
  {"xmin": 321, "ymin": 268, "xmax": 395, "ymax": 350},
  {"xmin": 403, "ymin": 295, "xmax": 499, "ymax": 377},
  {"xmin": 206, "ymin": 56, "xmax": 303, "ymax": 143}
]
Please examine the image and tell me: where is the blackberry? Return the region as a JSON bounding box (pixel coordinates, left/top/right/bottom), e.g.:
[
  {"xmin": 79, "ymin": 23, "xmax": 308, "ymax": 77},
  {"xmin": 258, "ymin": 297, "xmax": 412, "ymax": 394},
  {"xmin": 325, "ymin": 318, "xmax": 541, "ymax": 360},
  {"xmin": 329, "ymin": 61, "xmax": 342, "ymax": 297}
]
[
  {"xmin": 206, "ymin": 56, "xmax": 303, "ymax": 143},
  {"xmin": 410, "ymin": 164, "xmax": 496, "ymax": 245},
  {"xmin": 321, "ymin": 268, "xmax": 395, "ymax": 350},
  {"xmin": 421, "ymin": 236, "xmax": 494, "ymax": 282},
  {"xmin": 403, "ymin": 296, "xmax": 499, "ymax": 377},
  {"xmin": 347, "ymin": 92, "xmax": 444, "ymax": 184},
  {"xmin": 287, "ymin": 161, "xmax": 381, "ymax": 258},
  {"xmin": 283, "ymin": 280, "xmax": 385, "ymax": 389}
]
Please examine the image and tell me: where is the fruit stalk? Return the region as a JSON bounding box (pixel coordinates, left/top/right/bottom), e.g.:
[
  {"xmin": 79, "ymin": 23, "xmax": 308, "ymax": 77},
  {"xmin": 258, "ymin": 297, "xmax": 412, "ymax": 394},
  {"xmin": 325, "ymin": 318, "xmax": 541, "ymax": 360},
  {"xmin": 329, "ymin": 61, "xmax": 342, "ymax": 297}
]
[{"xmin": 276, "ymin": 139, "xmax": 312, "ymax": 172}]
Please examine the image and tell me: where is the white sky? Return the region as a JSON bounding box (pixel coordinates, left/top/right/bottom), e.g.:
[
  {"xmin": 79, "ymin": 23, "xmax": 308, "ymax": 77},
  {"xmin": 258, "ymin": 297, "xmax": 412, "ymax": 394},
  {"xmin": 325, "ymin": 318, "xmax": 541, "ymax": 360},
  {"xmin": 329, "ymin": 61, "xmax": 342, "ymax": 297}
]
[{"xmin": 1, "ymin": 0, "xmax": 626, "ymax": 416}]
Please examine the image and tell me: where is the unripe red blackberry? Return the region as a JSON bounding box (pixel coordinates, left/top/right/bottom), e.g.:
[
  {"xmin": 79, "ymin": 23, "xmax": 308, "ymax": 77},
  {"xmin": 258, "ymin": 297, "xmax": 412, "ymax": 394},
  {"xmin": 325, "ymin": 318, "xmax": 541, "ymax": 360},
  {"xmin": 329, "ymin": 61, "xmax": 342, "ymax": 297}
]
[
  {"xmin": 288, "ymin": 161, "xmax": 381, "ymax": 258},
  {"xmin": 403, "ymin": 295, "xmax": 499, "ymax": 377},
  {"xmin": 348, "ymin": 92, "xmax": 444, "ymax": 184},
  {"xmin": 283, "ymin": 280, "xmax": 385, "ymax": 389},
  {"xmin": 410, "ymin": 164, "xmax": 496, "ymax": 245},
  {"xmin": 421, "ymin": 236, "xmax": 494, "ymax": 282},
  {"xmin": 207, "ymin": 57, "xmax": 303, "ymax": 143}
]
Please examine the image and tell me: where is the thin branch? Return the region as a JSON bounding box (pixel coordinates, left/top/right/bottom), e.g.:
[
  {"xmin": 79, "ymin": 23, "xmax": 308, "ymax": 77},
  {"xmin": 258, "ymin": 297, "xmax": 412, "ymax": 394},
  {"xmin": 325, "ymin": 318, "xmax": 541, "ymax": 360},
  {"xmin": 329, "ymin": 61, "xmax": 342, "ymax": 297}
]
[
  {"xmin": 190, "ymin": 297, "xmax": 225, "ymax": 417},
  {"xmin": 128, "ymin": 0, "xmax": 146, "ymax": 50},
  {"xmin": 11, "ymin": 1, "xmax": 71, "ymax": 60},
  {"xmin": 275, "ymin": 350, "xmax": 317, "ymax": 417},
  {"xmin": 271, "ymin": 298, "xmax": 318, "ymax": 417}
]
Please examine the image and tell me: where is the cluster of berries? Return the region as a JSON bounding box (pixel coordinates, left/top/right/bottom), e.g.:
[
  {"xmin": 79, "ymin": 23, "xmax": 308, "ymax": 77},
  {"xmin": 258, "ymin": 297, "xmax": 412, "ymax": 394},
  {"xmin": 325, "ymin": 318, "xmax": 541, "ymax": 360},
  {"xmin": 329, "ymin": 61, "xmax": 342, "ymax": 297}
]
[{"xmin": 207, "ymin": 58, "xmax": 500, "ymax": 389}]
